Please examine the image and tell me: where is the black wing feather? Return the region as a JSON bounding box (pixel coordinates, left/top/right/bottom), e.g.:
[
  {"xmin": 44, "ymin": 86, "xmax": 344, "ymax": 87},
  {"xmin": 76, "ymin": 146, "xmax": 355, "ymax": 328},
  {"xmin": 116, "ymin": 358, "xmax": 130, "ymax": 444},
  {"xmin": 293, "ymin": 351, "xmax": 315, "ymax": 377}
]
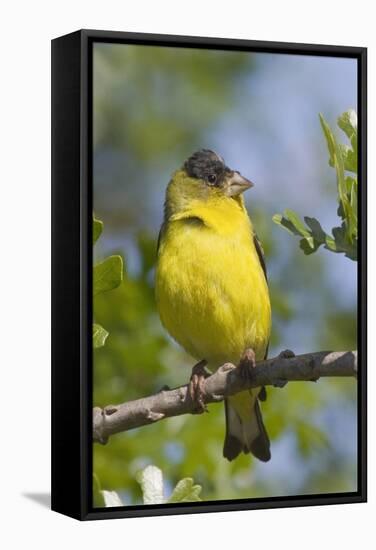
[
  {"xmin": 156, "ymin": 223, "xmax": 166, "ymax": 254},
  {"xmin": 253, "ymin": 233, "xmax": 269, "ymax": 398},
  {"xmin": 253, "ymin": 233, "xmax": 267, "ymax": 281}
]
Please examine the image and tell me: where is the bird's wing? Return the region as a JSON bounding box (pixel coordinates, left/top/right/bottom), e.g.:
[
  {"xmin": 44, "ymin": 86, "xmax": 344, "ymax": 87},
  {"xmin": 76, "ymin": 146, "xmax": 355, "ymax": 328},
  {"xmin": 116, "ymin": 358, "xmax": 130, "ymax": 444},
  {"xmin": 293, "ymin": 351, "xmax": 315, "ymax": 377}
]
[
  {"xmin": 253, "ymin": 233, "xmax": 269, "ymax": 401},
  {"xmin": 156, "ymin": 223, "xmax": 165, "ymax": 254},
  {"xmin": 253, "ymin": 233, "xmax": 267, "ymax": 281}
]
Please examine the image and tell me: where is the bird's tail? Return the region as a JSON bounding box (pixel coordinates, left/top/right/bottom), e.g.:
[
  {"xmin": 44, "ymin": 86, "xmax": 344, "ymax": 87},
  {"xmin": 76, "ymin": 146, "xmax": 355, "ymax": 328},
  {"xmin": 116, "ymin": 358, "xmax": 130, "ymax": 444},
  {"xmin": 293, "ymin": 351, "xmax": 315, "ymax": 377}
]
[{"xmin": 223, "ymin": 391, "xmax": 271, "ymax": 462}]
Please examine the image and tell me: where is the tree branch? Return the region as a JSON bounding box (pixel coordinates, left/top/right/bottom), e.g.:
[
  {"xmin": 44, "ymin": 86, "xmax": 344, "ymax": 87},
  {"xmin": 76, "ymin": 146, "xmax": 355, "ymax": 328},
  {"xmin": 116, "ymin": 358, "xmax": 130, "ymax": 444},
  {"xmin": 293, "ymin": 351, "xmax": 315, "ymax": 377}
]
[{"xmin": 93, "ymin": 350, "xmax": 357, "ymax": 444}]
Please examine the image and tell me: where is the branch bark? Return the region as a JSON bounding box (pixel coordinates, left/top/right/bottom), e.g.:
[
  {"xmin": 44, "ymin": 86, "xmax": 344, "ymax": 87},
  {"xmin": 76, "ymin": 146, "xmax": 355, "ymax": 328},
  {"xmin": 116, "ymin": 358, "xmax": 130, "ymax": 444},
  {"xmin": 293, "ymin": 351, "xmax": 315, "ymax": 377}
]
[{"xmin": 93, "ymin": 350, "xmax": 357, "ymax": 444}]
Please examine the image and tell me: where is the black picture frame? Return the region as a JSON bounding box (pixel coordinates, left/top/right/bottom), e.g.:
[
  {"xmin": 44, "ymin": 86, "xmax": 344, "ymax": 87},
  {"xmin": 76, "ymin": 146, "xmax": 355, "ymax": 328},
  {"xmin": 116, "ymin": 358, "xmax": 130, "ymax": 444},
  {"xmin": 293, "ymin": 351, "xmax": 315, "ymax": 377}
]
[{"xmin": 51, "ymin": 29, "xmax": 367, "ymax": 521}]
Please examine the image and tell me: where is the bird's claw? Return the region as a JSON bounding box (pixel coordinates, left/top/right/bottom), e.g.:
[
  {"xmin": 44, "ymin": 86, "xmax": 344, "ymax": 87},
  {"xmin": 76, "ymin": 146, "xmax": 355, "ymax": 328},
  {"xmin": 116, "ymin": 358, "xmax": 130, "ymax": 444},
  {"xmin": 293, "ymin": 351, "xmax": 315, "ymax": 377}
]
[
  {"xmin": 220, "ymin": 362, "xmax": 236, "ymax": 373},
  {"xmin": 189, "ymin": 360, "xmax": 209, "ymax": 413},
  {"xmin": 278, "ymin": 349, "xmax": 295, "ymax": 359}
]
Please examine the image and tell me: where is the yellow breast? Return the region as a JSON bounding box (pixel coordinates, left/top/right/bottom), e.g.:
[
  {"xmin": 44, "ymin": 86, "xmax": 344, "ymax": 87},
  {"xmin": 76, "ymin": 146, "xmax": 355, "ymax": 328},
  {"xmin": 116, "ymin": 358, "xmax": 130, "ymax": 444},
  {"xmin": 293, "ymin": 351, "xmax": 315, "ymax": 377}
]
[{"xmin": 155, "ymin": 198, "xmax": 271, "ymax": 369}]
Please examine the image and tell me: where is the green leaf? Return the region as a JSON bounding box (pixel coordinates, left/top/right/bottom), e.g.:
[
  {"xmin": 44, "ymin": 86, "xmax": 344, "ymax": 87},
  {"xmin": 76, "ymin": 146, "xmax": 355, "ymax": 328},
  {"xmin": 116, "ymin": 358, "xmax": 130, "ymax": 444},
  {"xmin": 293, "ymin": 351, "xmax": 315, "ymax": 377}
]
[
  {"xmin": 333, "ymin": 131, "xmax": 347, "ymax": 212},
  {"xmin": 320, "ymin": 113, "xmax": 355, "ymax": 245},
  {"xmin": 272, "ymin": 213, "xmax": 291, "ymax": 234},
  {"xmin": 136, "ymin": 465, "xmax": 165, "ymax": 505},
  {"xmin": 345, "ymin": 176, "xmax": 357, "ymax": 195},
  {"xmin": 304, "ymin": 217, "xmax": 326, "ymax": 242},
  {"xmin": 273, "ymin": 211, "xmax": 320, "ymax": 254},
  {"xmin": 324, "ymin": 234, "xmax": 337, "ymax": 252},
  {"xmin": 272, "ymin": 213, "xmax": 294, "ymax": 233},
  {"xmin": 93, "ymin": 323, "xmax": 109, "ymax": 348},
  {"xmin": 284, "ymin": 209, "xmax": 311, "ymax": 238},
  {"xmin": 339, "ymin": 144, "xmax": 357, "ymax": 173},
  {"xmin": 262, "ymin": 115, "xmax": 359, "ymax": 284},
  {"xmin": 299, "ymin": 239, "xmax": 318, "ymax": 255},
  {"xmin": 346, "ymin": 177, "xmax": 358, "ymax": 243},
  {"xmin": 167, "ymin": 478, "xmax": 202, "ymax": 503},
  {"xmin": 93, "ymin": 216, "xmax": 103, "ymax": 244},
  {"xmin": 337, "ymin": 109, "xmax": 357, "ymax": 141},
  {"xmin": 319, "ymin": 113, "xmax": 336, "ymax": 166},
  {"xmin": 337, "ymin": 110, "xmax": 357, "ymax": 173},
  {"xmin": 350, "ymin": 180, "xmax": 358, "ymax": 215},
  {"xmin": 332, "ymin": 226, "xmax": 357, "ymax": 261},
  {"xmin": 93, "ymin": 255, "xmax": 123, "ymax": 296},
  {"xmin": 332, "ymin": 225, "xmax": 347, "ymax": 249},
  {"xmin": 273, "ymin": 211, "xmax": 308, "ymax": 238}
]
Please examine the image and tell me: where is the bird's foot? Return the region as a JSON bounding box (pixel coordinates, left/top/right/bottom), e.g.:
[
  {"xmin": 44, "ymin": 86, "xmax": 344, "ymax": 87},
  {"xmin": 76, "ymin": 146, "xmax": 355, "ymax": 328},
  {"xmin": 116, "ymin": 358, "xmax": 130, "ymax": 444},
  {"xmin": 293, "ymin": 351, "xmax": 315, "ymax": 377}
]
[
  {"xmin": 189, "ymin": 359, "xmax": 209, "ymax": 413},
  {"xmin": 238, "ymin": 348, "xmax": 257, "ymax": 382},
  {"xmin": 272, "ymin": 349, "xmax": 295, "ymax": 388}
]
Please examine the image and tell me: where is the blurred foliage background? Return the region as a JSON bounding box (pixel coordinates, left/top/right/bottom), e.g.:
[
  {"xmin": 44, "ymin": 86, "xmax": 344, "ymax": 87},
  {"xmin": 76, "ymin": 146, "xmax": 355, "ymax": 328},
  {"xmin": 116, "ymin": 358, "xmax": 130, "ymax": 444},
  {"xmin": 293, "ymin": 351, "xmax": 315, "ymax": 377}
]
[{"xmin": 93, "ymin": 43, "xmax": 358, "ymax": 505}]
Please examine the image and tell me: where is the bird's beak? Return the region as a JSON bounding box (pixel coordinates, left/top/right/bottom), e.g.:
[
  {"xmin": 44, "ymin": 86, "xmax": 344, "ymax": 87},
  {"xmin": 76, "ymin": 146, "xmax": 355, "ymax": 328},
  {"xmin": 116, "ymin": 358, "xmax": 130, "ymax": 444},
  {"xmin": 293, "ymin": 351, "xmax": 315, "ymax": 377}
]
[{"xmin": 225, "ymin": 171, "xmax": 254, "ymax": 197}]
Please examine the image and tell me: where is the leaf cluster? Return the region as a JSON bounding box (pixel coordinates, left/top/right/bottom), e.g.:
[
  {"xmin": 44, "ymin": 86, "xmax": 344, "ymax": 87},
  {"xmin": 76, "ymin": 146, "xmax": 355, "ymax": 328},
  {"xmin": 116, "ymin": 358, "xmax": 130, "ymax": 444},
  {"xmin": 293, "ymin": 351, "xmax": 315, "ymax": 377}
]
[
  {"xmin": 273, "ymin": 110, "xmax": 358, "ymax": 261},
  {"xmin": 98, "ymin": 465, "xmax": 202, "ymax": 507},
  {"xmin": 93, "ymin": 215, "xmax": 123, "ymax": 348}
]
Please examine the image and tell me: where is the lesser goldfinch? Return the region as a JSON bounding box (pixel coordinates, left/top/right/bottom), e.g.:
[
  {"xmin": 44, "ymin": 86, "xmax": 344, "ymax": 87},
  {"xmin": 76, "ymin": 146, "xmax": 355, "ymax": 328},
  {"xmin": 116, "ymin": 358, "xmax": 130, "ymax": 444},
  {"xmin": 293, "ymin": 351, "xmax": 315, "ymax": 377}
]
[{"xmin": 155, "ymin": 149, "xmax": 271, "ymax": 462}]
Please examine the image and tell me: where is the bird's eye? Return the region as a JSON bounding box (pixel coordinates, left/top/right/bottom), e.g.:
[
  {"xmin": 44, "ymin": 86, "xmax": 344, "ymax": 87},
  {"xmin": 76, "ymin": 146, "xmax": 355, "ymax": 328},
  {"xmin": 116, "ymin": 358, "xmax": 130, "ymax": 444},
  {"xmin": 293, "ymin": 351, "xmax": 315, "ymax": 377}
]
[{"xmin": 207, "ymin": 174, "xmax": 217, "ymax": 185}]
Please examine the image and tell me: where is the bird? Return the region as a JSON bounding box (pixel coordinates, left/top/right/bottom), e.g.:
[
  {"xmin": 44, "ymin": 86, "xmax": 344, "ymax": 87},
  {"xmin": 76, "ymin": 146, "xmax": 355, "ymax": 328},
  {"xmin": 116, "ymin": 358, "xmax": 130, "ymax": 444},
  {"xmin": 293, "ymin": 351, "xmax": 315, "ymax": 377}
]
[{"xmin": 155, "ymin": 149, "xmax": 272, "ymax": 462}]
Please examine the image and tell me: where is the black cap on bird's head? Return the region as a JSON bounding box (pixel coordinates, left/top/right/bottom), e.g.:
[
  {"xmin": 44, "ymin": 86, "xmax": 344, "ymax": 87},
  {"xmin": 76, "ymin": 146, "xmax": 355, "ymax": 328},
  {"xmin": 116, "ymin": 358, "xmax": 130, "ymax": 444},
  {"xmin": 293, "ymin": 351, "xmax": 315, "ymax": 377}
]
[
  {"xmin": 183, "ymin": 149, "xmax": 254, "ymax": 197},
  {"xmin": 184, "ymin": 149, "xmax": 226, "ymax": 180}
]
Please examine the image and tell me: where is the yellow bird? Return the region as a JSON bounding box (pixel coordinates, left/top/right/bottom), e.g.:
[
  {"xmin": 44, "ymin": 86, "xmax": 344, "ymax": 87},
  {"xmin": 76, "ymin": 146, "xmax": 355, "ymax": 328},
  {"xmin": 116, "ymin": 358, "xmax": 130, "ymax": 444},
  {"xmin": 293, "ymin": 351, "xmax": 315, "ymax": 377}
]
[{"xmin": 155, "ymin": 149, "xmax": 272, "ymax": 461}]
